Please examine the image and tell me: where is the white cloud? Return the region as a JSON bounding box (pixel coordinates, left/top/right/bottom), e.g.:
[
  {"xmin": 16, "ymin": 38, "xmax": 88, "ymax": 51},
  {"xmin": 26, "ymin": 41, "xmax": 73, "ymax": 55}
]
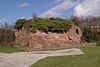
[
  {"xmin": 0, "ymin": 18, "xmax": 7, "ymax": 24},
  {"xmin": 74, "ymin": 0, "xmax": 100, "ymax": 17},
  {"xmin": 0, "ymin": 18, "xmax": 8, "ymax": 27},
  {"xmin": 39, "ymin": 0, "xmax": 80, "ymax": 18},
  {"xmin": 18, "ymin": 2, "xmax": 31, "ymax": 8}
]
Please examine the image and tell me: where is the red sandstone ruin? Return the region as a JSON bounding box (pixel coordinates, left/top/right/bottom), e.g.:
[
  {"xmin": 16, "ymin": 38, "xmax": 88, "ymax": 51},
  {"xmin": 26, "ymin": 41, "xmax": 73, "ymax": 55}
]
[{"xmin": 14, "ymin": 26, "xmax": 82, "ymax": 48}]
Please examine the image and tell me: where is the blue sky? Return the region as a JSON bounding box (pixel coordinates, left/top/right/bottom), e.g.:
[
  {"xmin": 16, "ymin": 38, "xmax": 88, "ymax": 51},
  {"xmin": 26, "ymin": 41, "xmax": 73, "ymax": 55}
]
[
  {"xmin": 1, "ymin": 0, "xmax": 99, "ymax": 24},
  {"xmin": 0, "ymin": 0, "xmax": 78, "ymax": 24},
  {"xmin": 0, "ymin": 0, "xmax": 54, "ymax": 23}
]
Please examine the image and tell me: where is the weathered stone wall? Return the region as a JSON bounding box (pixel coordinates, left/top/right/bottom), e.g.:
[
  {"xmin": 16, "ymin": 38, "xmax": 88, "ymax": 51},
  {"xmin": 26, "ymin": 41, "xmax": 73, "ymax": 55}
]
[{"xmin": 14, "ymin": 26, "xmax": 82, "ymax": 48}]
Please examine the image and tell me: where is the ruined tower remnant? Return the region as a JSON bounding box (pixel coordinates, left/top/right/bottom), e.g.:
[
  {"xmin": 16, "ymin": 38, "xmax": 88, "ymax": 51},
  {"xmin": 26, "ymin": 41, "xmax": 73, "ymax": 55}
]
[{"xmin": 14, "ymin": 26, "xmax": 82, "ymax": 48}]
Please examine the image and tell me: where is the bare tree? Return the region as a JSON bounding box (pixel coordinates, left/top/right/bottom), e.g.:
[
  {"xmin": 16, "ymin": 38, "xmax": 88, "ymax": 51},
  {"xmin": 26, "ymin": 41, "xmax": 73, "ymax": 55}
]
[
  {"xmin": 32, "ymin": 13, "xmax": 38, "ymax": 19},
  {"xmin": 0, "ymin": 22, "xmax": 15, "ymax": 46}
]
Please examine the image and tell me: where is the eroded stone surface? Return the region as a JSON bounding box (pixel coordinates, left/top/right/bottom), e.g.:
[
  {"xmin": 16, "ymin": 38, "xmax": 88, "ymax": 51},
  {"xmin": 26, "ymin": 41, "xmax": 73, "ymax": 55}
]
[{"xmin": 14, "ymin": 26, "xmax": 82, "ymax": 48}]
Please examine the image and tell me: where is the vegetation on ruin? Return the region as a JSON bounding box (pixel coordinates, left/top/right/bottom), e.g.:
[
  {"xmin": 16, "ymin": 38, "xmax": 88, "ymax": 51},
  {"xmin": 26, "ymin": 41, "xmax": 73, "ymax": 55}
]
[{"xmin": 14, "ymin": 18, "xmax": 77, "ymax": 33}]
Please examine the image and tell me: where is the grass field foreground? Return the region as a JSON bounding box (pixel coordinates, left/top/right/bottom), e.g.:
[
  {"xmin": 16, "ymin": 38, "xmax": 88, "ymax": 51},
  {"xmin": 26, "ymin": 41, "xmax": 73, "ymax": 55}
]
[
  {"xmin": 0, "ymin": 46, "xmax": 24, "ymax": 53},
  {"xmin": 32, "ymin": 47, "xmax": 100, "ymax": 67}
]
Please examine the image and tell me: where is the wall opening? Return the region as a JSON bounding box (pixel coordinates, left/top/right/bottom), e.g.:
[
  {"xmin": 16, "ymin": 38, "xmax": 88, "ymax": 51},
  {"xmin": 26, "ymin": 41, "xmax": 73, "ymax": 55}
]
[{"xmin": 76, "ymin": 29, "xmax": 79, "ymax": 35}]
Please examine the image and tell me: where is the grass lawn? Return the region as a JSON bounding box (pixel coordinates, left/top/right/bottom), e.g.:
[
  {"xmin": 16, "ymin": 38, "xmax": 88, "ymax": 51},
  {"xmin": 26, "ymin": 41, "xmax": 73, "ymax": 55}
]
[
  {"xmin": 0, "ymin": 45, "xmax": 24, "ymax": 53},
  {"xmin": 31, "ymin": 47, "xmax": 100, "ymax": 67}
]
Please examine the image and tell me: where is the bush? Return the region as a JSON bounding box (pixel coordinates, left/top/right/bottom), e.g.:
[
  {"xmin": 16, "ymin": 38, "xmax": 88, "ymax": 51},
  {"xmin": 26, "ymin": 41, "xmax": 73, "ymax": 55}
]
[
  {"xmin": 83, "ymin": 28, "xmax": 100, "ymax": 43},
  {"xmin": 14, "ymin": 18, "xmax": 78, "ymax": 33},
  {"xmin": 31, "ymin": 18, "xmax": 74, "ymax": 33},
  {"xmin": 14, "ymin": 19, "xmax": 26, "ymax": 29},
  {"xmin": 96, "ymin": 41, "xmax": 100, "ymax": 46}
]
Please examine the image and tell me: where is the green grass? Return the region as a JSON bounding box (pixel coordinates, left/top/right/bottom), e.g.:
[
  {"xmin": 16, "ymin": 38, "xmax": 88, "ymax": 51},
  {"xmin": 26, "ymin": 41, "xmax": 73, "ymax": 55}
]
[
  {"xmin": 31, "ymin": 47, "xmax": 100, "ymax": 67},
  {"xmin": 0, "ymin": 45, "xmax": 24, "ymax": 53}
]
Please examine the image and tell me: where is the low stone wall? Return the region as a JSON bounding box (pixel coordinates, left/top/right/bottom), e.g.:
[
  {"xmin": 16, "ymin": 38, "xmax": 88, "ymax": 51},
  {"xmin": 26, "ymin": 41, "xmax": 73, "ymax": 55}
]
[{"xmin": 14, "ymin": 26, "xmax": 82, "ymax": 48}]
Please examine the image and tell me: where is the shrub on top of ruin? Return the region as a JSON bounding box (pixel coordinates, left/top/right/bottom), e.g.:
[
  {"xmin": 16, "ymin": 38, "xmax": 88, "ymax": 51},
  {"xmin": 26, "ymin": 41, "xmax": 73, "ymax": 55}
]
[
  {"xmin": 14, "ymin": 19, "xmax": 26, "ymax": 30},
  {"xmin": 31, "ymin": 18, "xmax": 74, "ymax": 33},
  {"xmin": 14, "ymin": 17, "xmax": 77, "ymax": 33}
]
